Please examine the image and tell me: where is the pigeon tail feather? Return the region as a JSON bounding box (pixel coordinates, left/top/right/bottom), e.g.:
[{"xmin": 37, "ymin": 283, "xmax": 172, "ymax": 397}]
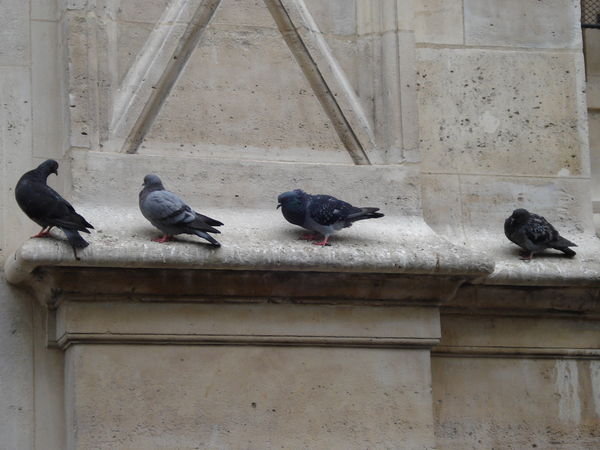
[
  {"xmin": 558, "ymin": 247, "xmax": 576, "ymax": 257},
  {"xmin": 192, "ymin": 230, "xmax": 221, "ymax": 247},
  {"xmin": 194, "ymin": 212, "xmax": 223, "ymax": 228},
  {"xmin": 553, "ymin": 235, "xmax": 577, "ymax": 248},
  {"xmin": 347, "ymin": 207, "xmax": 384, "ymax": 223},
  {"xmin": 62, "ymin": 228, "xmax": 90, "ymax": 249}
]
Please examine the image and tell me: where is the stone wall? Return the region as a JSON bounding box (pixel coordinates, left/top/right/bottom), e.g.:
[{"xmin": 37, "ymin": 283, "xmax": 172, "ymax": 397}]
[
  {"xmin": 1, "ymin": 1, "xmax": 599, "ymax": 449},
  {"xmin": 417, "ymin": 0, "xmax": 592, "ymax": 240}
]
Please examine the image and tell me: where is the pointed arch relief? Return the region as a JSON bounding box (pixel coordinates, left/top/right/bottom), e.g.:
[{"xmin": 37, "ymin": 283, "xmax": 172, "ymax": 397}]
[{"xmin": 66, "ymin": 0, "xmax": 419, "ymax": 166}]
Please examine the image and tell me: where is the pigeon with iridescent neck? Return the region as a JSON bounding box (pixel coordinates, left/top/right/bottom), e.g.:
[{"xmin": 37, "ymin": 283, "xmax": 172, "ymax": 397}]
[
  {"xmin": 504, "ymin": 208, "xmax": 576, "ymax": 260},
  {"xmin": 277, "ymin": 189, "xmax": 384, "ymax": 246},
  {"xmin": 139, "ymin": 174, "xmax": 223, "ymax": 246},
  {"xmin": 15, "ymin": 159, "xmax": 94, "ymax": 259}
]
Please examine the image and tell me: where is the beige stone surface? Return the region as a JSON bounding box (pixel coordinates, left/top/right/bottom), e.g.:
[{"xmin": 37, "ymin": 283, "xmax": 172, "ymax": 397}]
[
  {"xmin": 32, "ymin": 20, "xmax": 65, "ymax": 161},
  {"xmin": 144, "ymin": 21, "xmax": 350, "ymax": 163},
  {"xmin": 432, "ymin": 357, "xmax": 600, "ymax": 449},
  {"xmin": 1, "ymin": 1, "xmax": 599, "ymax": 449},
  {"xmin": 6, "ymin": 205, "xmax": 491, "ymax": 285},
  {"xmin": 32, "ymin": 0, "xmax": 59, "ymax": 21},
  {"xmin": 57, "ymin": 301, "xmax": 441, "ymax": 346},
  {"xmin": 32, "ymin": 299, "xmax": 66, "ymax": 450},
  {"xmin": 420, "ymin": 173, "xmax": 463, "ymax": 242},
  {"xmin": 414, "ymin": 0, "xmax": 463, "ymax": 45},
  {"xmin": 464, "ymin": 0, "xmax": 581, "ymax": 49},
  {"xmin": 590, "ymin": 112, "xmax": 600, "ymax": 199},
  {"xmin": 0, "ymin": 68, "xmax": 34, "ymax": 260},
  {"xmin": 457, "ymin": 175, "xmax": 593, "ymax": 233},
  {"xmin": 303, "ymin": 0, "xmax": 357, "ymax": 35},
  {"xmin": 0, "ymin": 0, "xmax": 29, "ymax": 65},
  {"xmin": 116, "ymin": 21, "xmax": 156, "ymax": 83},
  {"xmin": 584, "ymin": 29, "xmax": 600, "ymax": 76},
  {"xmin": 116, "ymin": 0, "xmax": 171, "ymax": 23},
  {"xmin": 70, "ymin": 150, "xmax": 422, "ymax": 211},
  {"xmin": 66, "ymin": 344, "xmax": 436, "ymax": 449},
  {"xmin": 418, "ymin": 48, "xmax": 587, "ymax": 177},
  {"xmin": 0, "ymin": 276, "xmax": 34, "ymax": 449},
  {"xmin": 588, "ymin": 74, "xmax": 600, "ymax": 110},
  {"xmin": 439, "ymin": 314, "xmax": 600, "ymax": 351}
]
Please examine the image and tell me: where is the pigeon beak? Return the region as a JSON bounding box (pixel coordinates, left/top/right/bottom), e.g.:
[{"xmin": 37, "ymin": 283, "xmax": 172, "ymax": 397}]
[
  {"xmin": 276, "ymin": 203, "xmax": 281, "ymax": 209},
  {"xmin": 52, "ymin": 168, "xmax": 58, "ymax": 176}
]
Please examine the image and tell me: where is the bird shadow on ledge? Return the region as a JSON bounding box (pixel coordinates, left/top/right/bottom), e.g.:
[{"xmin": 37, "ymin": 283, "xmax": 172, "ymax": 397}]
[
  {"xmin": 506, "ymin": 247, "xmax": 578, "ymax": 261},
  {"xmin": 124, "ymin": 226, "xmax": 219, "ymax": 247},
  {"xmin": 276, "ymin": 228, "xmax": 386, "ymax": 247}
]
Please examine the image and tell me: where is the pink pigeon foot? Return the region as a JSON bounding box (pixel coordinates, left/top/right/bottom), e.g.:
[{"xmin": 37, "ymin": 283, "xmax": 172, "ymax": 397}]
[
  {"xmin": 298, "ymin": 233, "xmax": 321, "ymax": 241},
  {"xmin": 519, "ymin": 251, "xmax": 533, "ymax": 261},
  {"xmin": 152, "ymin": 235, "xmax": 173, "ymax": 243},
  {"xmin": 32, "ymin": 227, "xmax": 52, "ymax": 238},
  {"xmin": 313, "ymin": 237, "xmax": 330, "ymax": 246}
]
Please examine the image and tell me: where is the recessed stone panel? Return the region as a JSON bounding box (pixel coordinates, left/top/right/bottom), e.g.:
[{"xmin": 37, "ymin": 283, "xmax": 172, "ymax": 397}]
[
  {"xmin": 144, "ymin": 2, "xmax": 350, "ymax": 163},
  {"xmin": 464, "ymin": 0, "xmax": 581, "ymax": 49},
  {"xmin": 303, "ymin": 0, "xmax": 357, "ymax": 36},
  {"xmin": 418, "ymin": 49, "xmax": 586, "ymax": 177},
  {"xmin": 433, "ymin": 357, "xmax": 600, "ymax": 449},
  {"xmin": 0, "ymin": 0, "xmax": 29, "ymax": 65},
  {"xmin": 414, "ymin": 0, "xmax": 463, "ymax": 45},
  {"xmin": 67, "ymin": 345, "xmax": 436, "ymax": 448},
  {"xmin": 458, "ymin": 174, "xmax": 593, "ymax": 233},
  {"xmin": 590, "ymin": 111, "xmax": 600, "ymax": 200}
]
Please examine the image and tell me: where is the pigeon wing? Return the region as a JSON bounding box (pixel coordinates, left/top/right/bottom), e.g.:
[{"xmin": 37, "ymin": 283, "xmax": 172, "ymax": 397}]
[
  {"xmin": 17, "ymin": 180, "xmax": 92, "ymax": 231},
  {"xmin": 142, "ymin": 190, "xmax": 194, "ymax": 226},
  {"xmin": 143, "ymin": 190, "xmax": 222, "ymax": 234},
  {"xmin": 525, "ymin": 214, "xmax": 558, "ymax": 245},
  {"xmin": 308, "ymin": 195, "xmax": 360, "ymax": 226}
]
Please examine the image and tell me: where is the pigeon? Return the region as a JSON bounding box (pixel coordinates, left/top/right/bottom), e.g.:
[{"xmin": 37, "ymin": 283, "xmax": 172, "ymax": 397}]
[
  {"xmin": 15, "ymin": 159, "xmax": 94, "ymax": 260},
  {"xmin": 277, "ymin": 189, "xmax": 384, "ymax": 246},
  {"xmin": 504, "ymin": 208, "xmax": 577, "ymax": 260},
  {"xmin": 139, "ymin": 174, "xmax": 223, "ymax": 246}
]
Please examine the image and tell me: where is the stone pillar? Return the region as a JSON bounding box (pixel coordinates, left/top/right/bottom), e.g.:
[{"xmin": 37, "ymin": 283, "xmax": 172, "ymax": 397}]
[{"xmin": 13, "ymin": 265, "xmax": 487, "ymax": 449}]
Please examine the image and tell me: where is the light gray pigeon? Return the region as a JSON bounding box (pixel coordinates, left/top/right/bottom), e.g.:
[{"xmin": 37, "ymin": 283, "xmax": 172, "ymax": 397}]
[
  {"xmin": 504, "ymin": 208, "xmax": 577, "ymax": 260},
  {"xmin": 139, "ymin": 174, "xmax": 223, "ymax": 246},
  {"xmin": 15, "ymin": 159, "xmax": 94, "ymax": 260},
  {"xmin": 277, "ymin": 189, "xmax": 384, "ymax": 246}
]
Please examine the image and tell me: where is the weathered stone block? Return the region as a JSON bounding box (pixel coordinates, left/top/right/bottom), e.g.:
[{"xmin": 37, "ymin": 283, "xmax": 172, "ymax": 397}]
[
  {"xmin": 32, "ymin": 21, "xmax": 65, "ymax": 161},
  {"xmin": 433, "ymin": 357, "xmax": 600, "ymax": 449},
  {"xmin": 145, "ymin": 24, "xmax": 349, "ymax": 162},
  {"xmin": 464, "ymin": 0, "xmax": 581, "ymax": 49},
  {"xmin": 66, "ymin": 345, "xmax": 436, "ymax": 449},
  {"xmin": 418, "ymin": 49, "xmax": 587, "ymax": 177},
  {"xmin": 0, "ymin": 0, "xmax": 29, "ymax": 64},
  {"xmin": 0, "ymin": 277, "xmax": 34, "ymax": 450},
  {"xmin": 457, "ymin": 174, "xmax": 592, "ymax": 233},
  {"xmin": 415, "ymin": 0, "xmax": 463, "ymax": 45},
  {"xmin": 590, "ymin": 112, "xmax": 600, "ymax": 199}
]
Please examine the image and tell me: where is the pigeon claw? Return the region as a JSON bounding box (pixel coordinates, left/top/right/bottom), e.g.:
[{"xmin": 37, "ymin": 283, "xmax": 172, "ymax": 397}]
[
  {"xmin": 312, "ymin": 238, "xmax": 330, "ymax": 246},
  {"xmin": 32, "ymin": 227, "xmax": 52, "ymax": 238},
  {"xmin": 519, "ymin": 251, "xmax": 533, "ymax": 261},
  {"xmin": 152, "ymin": 235, "xmax": 173, "ymax": 243}
]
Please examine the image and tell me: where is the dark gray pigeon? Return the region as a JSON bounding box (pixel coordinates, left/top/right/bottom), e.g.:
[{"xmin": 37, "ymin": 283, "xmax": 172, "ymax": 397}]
[
  {"xmin": 139, "ymin": 174, "xmax": 223, "ymax": 246},
  {"xmin": 277, "ymin": 189, "xmax": 384, "ymax": 246},
  {"xmin": 15, "ymin": 159, "xmax": 94, "ymax": 259},
  {"xmin": 504, "ymin": 208, "xmax": 577, "ymax": 260}
]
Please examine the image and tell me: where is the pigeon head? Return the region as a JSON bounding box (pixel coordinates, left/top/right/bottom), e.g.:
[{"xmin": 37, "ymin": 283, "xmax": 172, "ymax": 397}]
[
  {"xmin": 510, "ymin": 208, "xmax": 531, "ymax": 225},
  {"xmin": 38, "ymin": 159, "xmax": 59, "ymax": 177},
  {"xmin": 142, "ymin": 174, "xmax": 165, "ymax": 190},
  {"xmin": 277, "ymin": 189, "xmax": 306, "ymax": 210}
]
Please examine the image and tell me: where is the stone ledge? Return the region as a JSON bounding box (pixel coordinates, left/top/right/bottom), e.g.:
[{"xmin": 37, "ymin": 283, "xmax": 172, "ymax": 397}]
[
  {"xmin": 5, "ymin": 205, "xmax": 493, "ymax": 286},
  {"xmin": 466, "ymin": 233, "xmax": 600, "ymax": 288},
  {"xmin": 7, "ymin": 208, "xmax": 600, "ymax": 298}
]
